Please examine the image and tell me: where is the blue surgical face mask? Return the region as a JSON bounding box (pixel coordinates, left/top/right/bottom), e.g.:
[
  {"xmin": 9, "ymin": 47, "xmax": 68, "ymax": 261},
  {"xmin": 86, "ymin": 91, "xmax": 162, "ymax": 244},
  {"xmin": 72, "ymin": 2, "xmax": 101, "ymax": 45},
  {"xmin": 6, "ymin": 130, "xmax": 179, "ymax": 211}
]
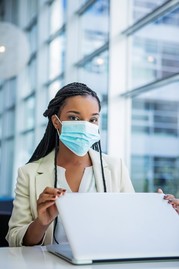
[{"xmin": 55, "ymin": 115, "xmax": 100, "ymax": 156}]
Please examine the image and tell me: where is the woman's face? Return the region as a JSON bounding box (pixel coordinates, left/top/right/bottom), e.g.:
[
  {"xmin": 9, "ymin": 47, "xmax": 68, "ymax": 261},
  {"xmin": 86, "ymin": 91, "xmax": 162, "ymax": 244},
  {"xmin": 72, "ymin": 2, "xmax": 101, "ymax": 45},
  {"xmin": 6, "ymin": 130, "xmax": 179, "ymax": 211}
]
[{"xmin": 52, "ymin": 95, "xmax": 100, "ymax": 131}]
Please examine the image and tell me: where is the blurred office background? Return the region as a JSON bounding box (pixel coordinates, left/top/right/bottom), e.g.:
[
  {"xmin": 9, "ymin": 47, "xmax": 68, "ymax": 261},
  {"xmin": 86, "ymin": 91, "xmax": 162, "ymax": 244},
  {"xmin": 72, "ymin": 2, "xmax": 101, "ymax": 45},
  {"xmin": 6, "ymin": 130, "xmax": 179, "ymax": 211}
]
[{"xmin": 0, "ymin": 0, "xmax": 179, "ymax": 201}]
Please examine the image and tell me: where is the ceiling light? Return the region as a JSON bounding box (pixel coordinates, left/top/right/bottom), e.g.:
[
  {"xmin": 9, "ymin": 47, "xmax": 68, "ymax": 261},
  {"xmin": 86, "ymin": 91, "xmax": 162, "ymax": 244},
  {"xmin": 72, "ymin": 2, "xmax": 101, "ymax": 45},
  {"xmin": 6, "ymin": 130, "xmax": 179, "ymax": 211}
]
[
  {"xmin": 96, "ymin": 57, "xmax": 104, "ymax": 65},
  {"xmin": 147, "ymin": 55, "xmax": 155, "ymax": 63},
  {"xmin": 0, "ymin": 46, "xmax": 6, "ymax": 53}
]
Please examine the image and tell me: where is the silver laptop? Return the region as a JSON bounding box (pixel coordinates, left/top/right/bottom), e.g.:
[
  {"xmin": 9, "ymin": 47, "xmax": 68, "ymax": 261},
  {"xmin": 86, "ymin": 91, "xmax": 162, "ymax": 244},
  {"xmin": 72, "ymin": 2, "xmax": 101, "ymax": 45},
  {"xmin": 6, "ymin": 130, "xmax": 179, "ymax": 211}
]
[{"xmin": 46, "ymin": 193, "xmax": 179, "ymax": 265}]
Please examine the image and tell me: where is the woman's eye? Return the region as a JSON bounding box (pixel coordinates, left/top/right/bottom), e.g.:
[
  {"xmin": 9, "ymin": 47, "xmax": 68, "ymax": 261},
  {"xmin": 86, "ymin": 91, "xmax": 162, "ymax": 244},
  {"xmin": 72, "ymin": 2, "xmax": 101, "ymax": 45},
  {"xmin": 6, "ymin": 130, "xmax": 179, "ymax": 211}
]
[
  {"xmin": 90, "ymin": 118, "xmax": 98, "ymax": 123},
  {"xmin": 69, "ymin": 116, "xmax": 79, "ymax": 121}
]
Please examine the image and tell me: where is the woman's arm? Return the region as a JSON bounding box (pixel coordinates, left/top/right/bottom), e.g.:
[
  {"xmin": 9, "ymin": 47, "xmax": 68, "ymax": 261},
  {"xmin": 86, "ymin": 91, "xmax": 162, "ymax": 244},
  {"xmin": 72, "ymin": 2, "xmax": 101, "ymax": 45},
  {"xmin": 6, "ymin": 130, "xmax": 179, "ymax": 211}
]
[
  {"xmin": 23, "ymin": 187, "xmax": 65, "ymax": 246},
  {"xmin": 6, "ymin": 167, "xmax": 65, "ymax": 246}
]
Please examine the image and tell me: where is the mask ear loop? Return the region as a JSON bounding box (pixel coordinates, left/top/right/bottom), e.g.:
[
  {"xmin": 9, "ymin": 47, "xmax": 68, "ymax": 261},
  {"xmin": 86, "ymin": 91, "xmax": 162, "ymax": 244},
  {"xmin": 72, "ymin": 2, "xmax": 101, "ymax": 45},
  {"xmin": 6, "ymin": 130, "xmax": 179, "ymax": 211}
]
[
  {"xmin": 54, "ymin": 114, "xmax": 61, "ymax": 137},
  {"xmin": 54, "ymin": 114, "xmax": 62, "ymax": 124}
]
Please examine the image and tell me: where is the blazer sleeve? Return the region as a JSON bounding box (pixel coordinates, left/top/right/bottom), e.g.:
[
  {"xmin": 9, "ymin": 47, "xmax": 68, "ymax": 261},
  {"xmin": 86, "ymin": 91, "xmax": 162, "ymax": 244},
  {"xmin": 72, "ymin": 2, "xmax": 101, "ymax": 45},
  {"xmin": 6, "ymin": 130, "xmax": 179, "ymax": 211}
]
[
  {"xmin": 6, "ymin": 167, "xmax": 35, "ymax": 247},
  {"xmin": 119, "ymin": 159, "xmax": 135, "ymax": 192}
]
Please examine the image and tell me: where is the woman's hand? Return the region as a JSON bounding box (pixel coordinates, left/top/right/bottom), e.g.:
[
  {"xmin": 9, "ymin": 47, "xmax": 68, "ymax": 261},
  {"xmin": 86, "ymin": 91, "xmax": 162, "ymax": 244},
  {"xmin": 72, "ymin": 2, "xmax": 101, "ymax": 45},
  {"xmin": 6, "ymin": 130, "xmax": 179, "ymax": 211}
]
[
  {"xmin": 23, "ymin": 187, "xmax": 66, "ymax": 246},
  {"xmin": 37, "ymin": 187, "xmax": 66, "ymax": 226},
  {"xmin": 168, "ymin": 198, "xmax": 179, "ymax": 214},
  {"xmin": 158, "ymin": 188, "xmax": 179, "ymax": 214}
]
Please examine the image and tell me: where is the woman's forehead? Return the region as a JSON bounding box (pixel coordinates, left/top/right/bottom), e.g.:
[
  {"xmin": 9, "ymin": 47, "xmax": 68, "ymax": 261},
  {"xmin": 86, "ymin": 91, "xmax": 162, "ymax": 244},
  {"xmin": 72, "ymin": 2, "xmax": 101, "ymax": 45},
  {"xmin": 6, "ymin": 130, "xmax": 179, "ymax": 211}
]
[{"xmin": 62, "ymin": 95, "xmax": 99, "ymax": 111}]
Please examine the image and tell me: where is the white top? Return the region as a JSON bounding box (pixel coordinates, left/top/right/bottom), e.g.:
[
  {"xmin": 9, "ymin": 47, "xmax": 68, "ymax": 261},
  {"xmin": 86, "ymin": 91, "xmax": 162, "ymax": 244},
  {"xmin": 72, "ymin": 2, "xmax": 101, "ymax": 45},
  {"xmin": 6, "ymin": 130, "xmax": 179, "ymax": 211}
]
[{"xmin": 54, "ymin": 166, "xmax": 97, "ymax": 243}]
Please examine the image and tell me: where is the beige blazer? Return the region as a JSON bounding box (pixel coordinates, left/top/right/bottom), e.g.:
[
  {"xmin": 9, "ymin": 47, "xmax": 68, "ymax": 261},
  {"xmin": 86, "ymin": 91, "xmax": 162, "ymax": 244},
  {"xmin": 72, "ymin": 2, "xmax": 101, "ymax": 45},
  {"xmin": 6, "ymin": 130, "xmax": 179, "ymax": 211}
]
[{"xmin": 6, "ymin": 149, "xmax": 134, "ymax": 247}]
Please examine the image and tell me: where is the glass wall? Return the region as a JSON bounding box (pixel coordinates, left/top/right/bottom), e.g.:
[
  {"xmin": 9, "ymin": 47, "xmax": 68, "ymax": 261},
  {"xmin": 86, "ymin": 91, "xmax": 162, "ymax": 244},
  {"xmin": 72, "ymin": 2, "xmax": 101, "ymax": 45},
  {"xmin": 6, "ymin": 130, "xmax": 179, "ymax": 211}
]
[
  {"xmin": 0, "ymin": 79, "xmax": 16, "ymax": 198},
  {"xmin": 0, "ymin": 0, "xmax": 66, "ymax": 198},
  {"xmin": 130, "ymin": 0, "xmax": 168, "ymax": 24},
  {"xmin": 48, "ymin": 34, "xmax": 65, "ymax": 81},
  {"xmin": 131, "ymin": 83, "xmax": 179, "ymax": 195},
  {"xmin": 49, "ymin": 0, "xmax": 66, "ymax": 35},
  {"xmin": 0, "ymin": 0, "xmax": 109, "ymax": 198},
  {"xmin": 129, "ymin": 5, "xmax": 179, "ymax": 89},
  {"xmin": 128, "ymin": 0, "xmax": 179, "ymax": 196},
  {"xmin": 78, "ymin": 0, "xmax": 109, "ymax": 59},
  {"xmin": 1, "ymin": 0, "xmax": 178, "ymax": 200}
]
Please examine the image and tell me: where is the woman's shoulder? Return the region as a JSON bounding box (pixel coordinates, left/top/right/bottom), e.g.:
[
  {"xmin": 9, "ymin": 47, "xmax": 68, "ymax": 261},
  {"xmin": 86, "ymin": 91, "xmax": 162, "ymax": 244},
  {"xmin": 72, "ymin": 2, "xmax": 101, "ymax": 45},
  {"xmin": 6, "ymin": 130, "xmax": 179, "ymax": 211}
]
[
  {"xmin": 102, "ymin": 152, "xmax": 123, "ymax": 167},
  {"xmin": 102, "ymin": 152, "xmax": 121, "ymax": 161},
  {"xmin": 19, "ymin": 150, "xmax": 55, "ymax": 174},
  {"xmin": 90, "ymin": 149, "xmax": 123, "ymax": 167}
]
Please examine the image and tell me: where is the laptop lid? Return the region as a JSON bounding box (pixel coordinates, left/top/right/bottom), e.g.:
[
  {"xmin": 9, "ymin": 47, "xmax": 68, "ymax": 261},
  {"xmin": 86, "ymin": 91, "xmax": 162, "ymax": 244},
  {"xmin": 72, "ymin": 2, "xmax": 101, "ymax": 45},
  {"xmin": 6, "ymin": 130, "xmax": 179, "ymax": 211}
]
[{"xmin": 48, "ymin": 193, "xmax": 179, "ymax": 264}]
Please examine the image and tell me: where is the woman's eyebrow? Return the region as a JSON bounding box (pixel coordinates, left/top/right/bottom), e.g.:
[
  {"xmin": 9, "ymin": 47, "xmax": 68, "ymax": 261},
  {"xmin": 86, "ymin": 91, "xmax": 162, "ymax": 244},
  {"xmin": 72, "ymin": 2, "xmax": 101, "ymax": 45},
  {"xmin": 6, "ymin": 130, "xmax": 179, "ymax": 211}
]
[
  {"xmin": 66, "ymin": 111, "xmax": 99, "ymax": 116},
  {"xmin": 66, "ymin": 110, "xmax": 80, "ymax": 114},
  {"xmin": 92, "ymin": 113, "xmax": 100, "ymax": 116}
]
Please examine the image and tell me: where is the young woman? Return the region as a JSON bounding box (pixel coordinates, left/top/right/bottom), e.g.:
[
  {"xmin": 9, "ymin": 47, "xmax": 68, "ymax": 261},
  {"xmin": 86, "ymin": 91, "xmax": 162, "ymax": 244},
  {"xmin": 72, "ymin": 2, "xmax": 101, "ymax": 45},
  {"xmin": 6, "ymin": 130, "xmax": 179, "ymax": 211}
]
[{"xmin": 6, "ymin": 82, "xmax": 134, "ymax": 247}]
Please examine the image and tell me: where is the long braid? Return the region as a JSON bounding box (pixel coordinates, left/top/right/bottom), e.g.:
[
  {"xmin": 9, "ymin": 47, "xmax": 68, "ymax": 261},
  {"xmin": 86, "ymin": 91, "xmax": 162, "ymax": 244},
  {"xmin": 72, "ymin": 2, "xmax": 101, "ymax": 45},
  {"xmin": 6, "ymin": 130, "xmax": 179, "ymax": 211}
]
[
  {"xmin": 53, "ymin": 132, "xmax": 59, "ymax": 244},
  {"xmin": 54, "ymin": 132, "xmax": 59, "ymax": 188},
  {"xmin": 98, "ymin": 141, "xmax": 107, "ymax": 192}
]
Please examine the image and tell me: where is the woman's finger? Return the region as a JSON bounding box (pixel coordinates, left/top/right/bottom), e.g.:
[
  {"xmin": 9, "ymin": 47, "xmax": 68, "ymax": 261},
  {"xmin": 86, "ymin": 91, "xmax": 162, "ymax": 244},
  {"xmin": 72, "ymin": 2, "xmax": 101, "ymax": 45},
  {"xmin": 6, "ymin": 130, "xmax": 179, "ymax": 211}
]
[
  {"xmin": 38, "ymin": 188, "xmax": 66, "ymax": 201},
  {"xmin": 170, "ymin": 199, "xmax": 179, "ymax": 206},
  {"xmin": 157, "ymin": 188, "xmax": 163, "ymax": 194},
  {"xmin": 164, "ymin": 194, "xmax": 175, "ymax": 200},
  {"xmin": 43, "ymin": 187, "xmax": 65, "ymax": 195},
  {"xmin": 38, "ymin": 194, "xmax": 57, "ymax": 205}
]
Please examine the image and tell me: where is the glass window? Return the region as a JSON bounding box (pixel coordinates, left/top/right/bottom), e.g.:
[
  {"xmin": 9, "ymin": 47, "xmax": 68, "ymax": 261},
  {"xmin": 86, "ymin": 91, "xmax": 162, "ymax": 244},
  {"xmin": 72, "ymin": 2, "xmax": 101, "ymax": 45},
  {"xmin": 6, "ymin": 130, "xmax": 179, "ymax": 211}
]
[
  {"xmin": 4, "ymin": 78, "xmax": 16, "ymax": 109},
  {"xmin": 0, "ymin": 116, "xmax": 2, "ymax": 139},
  {"xmin": 130, "ymin": 81, "xmax": 179, "ymax": 196},
  {"xmin": 129, "ymin": 6, "xmax": 179, "ymax": 89},
  {"xmin": 0, "ymin": 88, "xmax": 3, "ymax": 114},
  {"xmin": 28, "ymin": 23, "xmax": 37, "ymax": 55},
  {"xmin": 18, "ymin": 131, "xmax": 35, "ymax": 165},
  {"xmin": 48, "ymin": 34, "xmax": 65, "ymax": 80},
  {"xmin": 50, "ymin": 0, "xmax": 67, "ymax": 35},
  {"xmin": 131, "ymin": 155, "xmax": 151, "ymax": 192},
  {"xmin": 37, "ymin": 81, "xmax": 64, "ymax": 126},
  {"xmin": 21, "ymin": 95, "xmax": 35, "ymax": 132},
  {"xmin": 0, "ymin": 138, "xmax": 14, "ymax": 198},
  {"xmin": 3, "ymin": 109, "xmax": 15, "ymax": 138},
  {"xmin": 80, "ymin": 0, "xmax": 89, "ymax": 6},
  {"xmin": 28, "ymin": 0, "xmax": 38, "ymax": 21},
  {"xmin": 78, "ymin": 50, "xmax": 109, "ymax": 103},
  {"xmin": 79, "ymin": 0, "xmax": 109, "ymax": 59},
  {"xmin": 28, "ymin": 58, "xmax": 37, "ymax": 91},
  {"xmin": 130, "ymin": 0, "xmax": 168, "ymax": 24},
  {"xmin": 48, "ymin": 79, "xmax": 63, "ymax": 101},
  {"xmin": 19, "ymin": 58, "xmax": 37, "ymax": 99},
  {"xmin": 18, "ymin": 70, "xmax": 29, "ymax": 99}
]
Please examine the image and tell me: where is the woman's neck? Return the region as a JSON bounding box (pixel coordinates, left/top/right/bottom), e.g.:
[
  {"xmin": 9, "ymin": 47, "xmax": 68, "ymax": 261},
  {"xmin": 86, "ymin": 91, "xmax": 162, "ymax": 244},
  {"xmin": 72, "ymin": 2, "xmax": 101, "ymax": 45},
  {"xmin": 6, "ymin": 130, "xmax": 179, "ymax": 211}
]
[{"xmin": 56, "ymin": 144, "xmax": 91, "ymax": 167}]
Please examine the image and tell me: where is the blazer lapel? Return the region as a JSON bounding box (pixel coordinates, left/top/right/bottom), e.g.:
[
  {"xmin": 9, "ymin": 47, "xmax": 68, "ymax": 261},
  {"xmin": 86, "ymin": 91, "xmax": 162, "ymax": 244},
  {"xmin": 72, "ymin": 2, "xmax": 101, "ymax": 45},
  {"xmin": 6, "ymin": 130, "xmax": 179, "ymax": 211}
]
[
  {"xmin": 35, "ymin": 150, "xmax": 55, "ymax": 200},
  {"xmin": 89, "ymin": 149, "xmax": 112, "ymax": 192}
]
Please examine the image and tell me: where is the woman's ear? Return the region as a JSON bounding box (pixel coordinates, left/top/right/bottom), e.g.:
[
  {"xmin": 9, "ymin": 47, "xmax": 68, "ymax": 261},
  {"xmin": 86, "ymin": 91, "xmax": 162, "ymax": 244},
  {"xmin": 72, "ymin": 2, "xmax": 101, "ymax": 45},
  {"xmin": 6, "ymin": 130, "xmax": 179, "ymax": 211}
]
[{"xmin": 51, "ymin": 115, "xmax": 61, "ymax": 129}]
